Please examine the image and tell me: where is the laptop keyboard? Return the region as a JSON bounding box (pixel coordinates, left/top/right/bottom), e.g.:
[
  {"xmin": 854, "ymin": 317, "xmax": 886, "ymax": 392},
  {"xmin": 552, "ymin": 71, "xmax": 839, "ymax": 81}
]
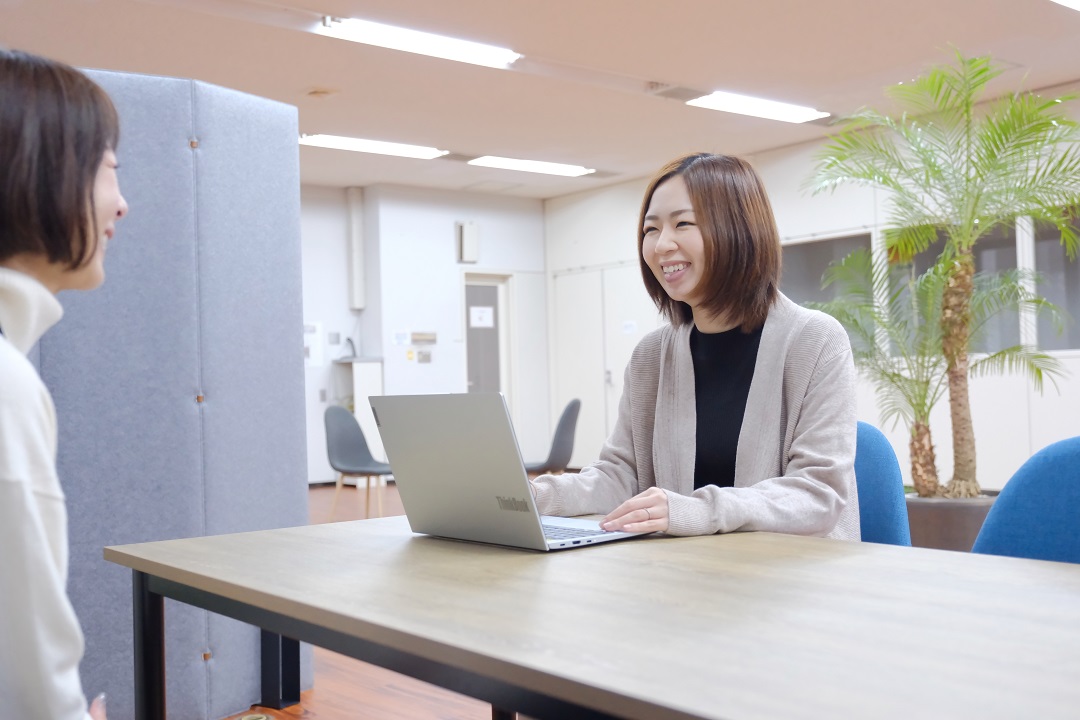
[{"xmin": 542, "ymin": 524, "xmax": 609, "ymax": 540}]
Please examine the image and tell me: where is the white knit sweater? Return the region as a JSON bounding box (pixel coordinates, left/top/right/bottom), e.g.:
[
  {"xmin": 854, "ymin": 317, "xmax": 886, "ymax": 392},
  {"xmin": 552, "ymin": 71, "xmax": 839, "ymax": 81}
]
[
  {"xmin": 532, "ymin": 293, "xmax": 861, "ymax": 540},
  {"xmin": 0, "ymin": 267, "xmax": 92, "ymax": 720}
]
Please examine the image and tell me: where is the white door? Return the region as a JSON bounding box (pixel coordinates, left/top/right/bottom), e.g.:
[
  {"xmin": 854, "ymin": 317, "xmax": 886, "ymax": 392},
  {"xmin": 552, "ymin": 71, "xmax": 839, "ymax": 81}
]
[
  {"xmin": 601, "ymin": 265, "xmax": 665, "ymax": 433},
  {"xmin": 552, "ymin": 271, "xmax": 605, "ymax": 468},
  {"xmin": 552, "ymin": 265, "xmax": 663, "ymax": 469}
]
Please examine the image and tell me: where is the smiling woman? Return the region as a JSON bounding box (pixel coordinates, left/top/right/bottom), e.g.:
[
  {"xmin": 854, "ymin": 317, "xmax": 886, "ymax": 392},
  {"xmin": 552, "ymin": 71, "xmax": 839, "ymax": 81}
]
[
  {"xmin": 0, "ymin": 51, "xmax": 128, "ymax": 292},
  {"xmin": 530, "ymin": 152, "xmax": 861, "ymax": 541},
  {"xmin": 640, "ymin": 156, "xmax": 781, "ymax": 333},
  {"xmin": 0, "ymin": 48, "xmax": 128, "ymax": 720}
]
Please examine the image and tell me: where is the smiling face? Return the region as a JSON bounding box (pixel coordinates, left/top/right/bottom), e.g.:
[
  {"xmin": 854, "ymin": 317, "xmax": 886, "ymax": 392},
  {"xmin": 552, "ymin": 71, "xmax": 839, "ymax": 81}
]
[
  {"xmin": 638, "ymin": 154, "xmax": 781, "ymax": 333},
  {"xmin": 641, "ymin": 174, "xmax": 708, "ymax": 312},
  {"xmin": 66, "ymin": 149, "xmax": 128, "ymax": 291}
]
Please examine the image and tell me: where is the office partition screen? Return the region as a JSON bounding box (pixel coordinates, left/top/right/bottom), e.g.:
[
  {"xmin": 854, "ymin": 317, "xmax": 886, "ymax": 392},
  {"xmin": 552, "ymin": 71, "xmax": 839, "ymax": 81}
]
[{"xmin": 39, "ymin": 70, "xmax": 309, "ymax": 720}]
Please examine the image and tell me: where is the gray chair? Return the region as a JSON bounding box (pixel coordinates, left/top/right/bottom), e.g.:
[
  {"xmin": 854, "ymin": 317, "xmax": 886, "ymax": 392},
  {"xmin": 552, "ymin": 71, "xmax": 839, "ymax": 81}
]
[
  {"xmin": 524, "ymin": 399, "xmax": 581, "ymax": 475},
  {"xmin": 324, "ymin": 405, "xmax": 392, "ymax": 520}
]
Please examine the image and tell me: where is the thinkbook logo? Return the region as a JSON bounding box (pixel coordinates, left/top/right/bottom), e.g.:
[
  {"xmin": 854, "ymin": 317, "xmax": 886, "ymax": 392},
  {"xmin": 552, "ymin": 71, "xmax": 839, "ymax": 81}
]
[{"xmin": 496, "ymin": 496, "xmax": 530, "ymax": 512}]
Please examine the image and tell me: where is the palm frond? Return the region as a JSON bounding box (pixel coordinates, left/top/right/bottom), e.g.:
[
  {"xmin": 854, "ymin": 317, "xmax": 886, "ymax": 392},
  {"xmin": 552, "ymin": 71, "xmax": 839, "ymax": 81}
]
[
  {"xmin": 1029, "ymin": 206, "xmax": 1080, "ymax": 261},
  {"xmin": 969, "ymin": 346, "xmax": 1068, "ymax": 393},
  {"xmin": 808, "ymin": 248, "xmax": 949, "ymax": 429},
  {"xmin": 810, "ymin": 53, "xmax": 1080, "ymax": 255},
  {"xmin": 966, "ymin": 268, "xmax": 1064, "ymax": 341}
]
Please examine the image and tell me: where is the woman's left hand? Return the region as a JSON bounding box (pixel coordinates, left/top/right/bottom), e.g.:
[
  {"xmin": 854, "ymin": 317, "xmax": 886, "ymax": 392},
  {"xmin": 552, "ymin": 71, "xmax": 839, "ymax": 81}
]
[{"xmin": 601, "ymin": 487, "xmax": 669, "ymax": 533}]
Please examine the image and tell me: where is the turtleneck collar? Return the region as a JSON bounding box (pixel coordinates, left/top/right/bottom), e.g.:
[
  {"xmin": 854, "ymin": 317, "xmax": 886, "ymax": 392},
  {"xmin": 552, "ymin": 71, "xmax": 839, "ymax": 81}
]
[{"xmin": 0, "ymin": 266, "xmax": 64, "ymax": 354}]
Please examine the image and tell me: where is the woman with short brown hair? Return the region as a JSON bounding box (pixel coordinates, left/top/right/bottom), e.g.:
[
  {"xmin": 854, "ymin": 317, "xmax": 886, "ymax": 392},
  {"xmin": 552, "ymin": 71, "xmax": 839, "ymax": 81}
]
[
  {"xmin": 0, "ymin": 48, "xmax": 128, "ymax": 720},
  {"xmin": 531, "ymin": 153, "xmax": 860, "ymax": 539}
]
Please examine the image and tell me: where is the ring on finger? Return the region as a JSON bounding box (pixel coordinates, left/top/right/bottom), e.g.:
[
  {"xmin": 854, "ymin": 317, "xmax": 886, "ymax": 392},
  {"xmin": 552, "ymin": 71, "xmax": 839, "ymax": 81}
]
[{"xmin": 645, "ymin": 507, "xmax": 652, "ymax": 520}]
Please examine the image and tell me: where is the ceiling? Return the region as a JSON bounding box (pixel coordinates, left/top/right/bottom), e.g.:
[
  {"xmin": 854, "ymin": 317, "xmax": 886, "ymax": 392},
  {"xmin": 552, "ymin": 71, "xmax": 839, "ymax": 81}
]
[{"xmin": 3, "ymin": 0, "xmax": 1080, "ymax": 199}]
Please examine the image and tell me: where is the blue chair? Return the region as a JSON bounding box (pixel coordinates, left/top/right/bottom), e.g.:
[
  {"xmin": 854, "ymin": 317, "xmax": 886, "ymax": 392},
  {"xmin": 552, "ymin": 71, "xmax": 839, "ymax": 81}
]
[
  {"xmin": 971, "ymin": 437, "xmax": 1080, "ymax": 563},
  {"xmin": 854, "ymin": 421, "xmax": 911, "ymax": 546}
]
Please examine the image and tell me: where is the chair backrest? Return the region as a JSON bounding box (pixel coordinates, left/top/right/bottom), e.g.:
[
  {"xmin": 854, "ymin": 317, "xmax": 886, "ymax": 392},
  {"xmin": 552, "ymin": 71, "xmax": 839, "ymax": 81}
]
[
  {"xmin": 540, "ymin": 399, "xmax": 582, "ymax": 472},
  {"xmin": 324, "ymin": 405, "xmax": 379, "ymax": 473},
  {"xmin": 971, "ymin": 436, "xmax": 1080, "ymax": 563},
  {"xmin": 854, "ymin": 421, "xmax": 912, "ymax": 546}
]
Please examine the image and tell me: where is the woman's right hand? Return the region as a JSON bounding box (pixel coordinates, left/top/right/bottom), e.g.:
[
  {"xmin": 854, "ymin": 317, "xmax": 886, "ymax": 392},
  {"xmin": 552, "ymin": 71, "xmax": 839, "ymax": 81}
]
[
  {"xmin": 600, "ymin": 486, "xmax": 669, "ymax": 533},
  {"xmin": 89, "ymin": 693, "xmax": 107, "ymax": 720}
]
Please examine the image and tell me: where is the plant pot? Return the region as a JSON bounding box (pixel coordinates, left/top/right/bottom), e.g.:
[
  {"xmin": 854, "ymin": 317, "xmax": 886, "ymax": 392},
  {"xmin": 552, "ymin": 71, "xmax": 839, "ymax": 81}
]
[{"xmin": 905, "ymin": 492, "xmax": 999, "ymax": 552}]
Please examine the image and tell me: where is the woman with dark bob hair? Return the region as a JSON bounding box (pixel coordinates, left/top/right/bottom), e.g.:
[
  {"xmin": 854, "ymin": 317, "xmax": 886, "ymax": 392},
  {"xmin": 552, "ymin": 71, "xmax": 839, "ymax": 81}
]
[
  {"xmin": 531, "ymin": 153, "xmax": 859, "ymax": 539},
  {"xmin": 0, "ymin": 48, "xmax": 128, "ymax": 720}
]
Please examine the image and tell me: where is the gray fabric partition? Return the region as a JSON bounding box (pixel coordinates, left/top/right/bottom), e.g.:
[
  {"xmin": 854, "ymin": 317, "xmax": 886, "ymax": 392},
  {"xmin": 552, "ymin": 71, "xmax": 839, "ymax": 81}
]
[{"xmin": 39, "ymin": 70, "xmax": 310, "ymax": 720}]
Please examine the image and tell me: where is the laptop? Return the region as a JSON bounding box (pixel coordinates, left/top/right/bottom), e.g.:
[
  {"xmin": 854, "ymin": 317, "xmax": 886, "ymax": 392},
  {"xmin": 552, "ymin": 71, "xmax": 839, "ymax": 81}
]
[{"xmin": 368, "ymin": 392, "xmax": 644, "ymax": 551}]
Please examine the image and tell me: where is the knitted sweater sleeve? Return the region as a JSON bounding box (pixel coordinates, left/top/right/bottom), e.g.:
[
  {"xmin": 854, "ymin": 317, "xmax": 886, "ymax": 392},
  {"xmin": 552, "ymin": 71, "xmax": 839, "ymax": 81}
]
[{"xmin": 666, "ymin": 319, "xmax": 859, "ymax": 538}]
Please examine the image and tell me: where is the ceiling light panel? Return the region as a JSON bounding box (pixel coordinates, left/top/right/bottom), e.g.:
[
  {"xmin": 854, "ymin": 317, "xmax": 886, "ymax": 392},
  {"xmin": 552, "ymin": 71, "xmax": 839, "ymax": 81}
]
[
  {"xmin": 686, "ymin": 90, "xmax": 829, "ymax": 124},
  {"xmin": 468, "ymin": 156, "xmax": 595, "ymax": 177},
  {"xmin": 312, "ymin": 16, "xmax": 521, "ymax": 69},
  {"xmin": 299, "ymin": 134, "xmax": 448, "ymax": 159}
]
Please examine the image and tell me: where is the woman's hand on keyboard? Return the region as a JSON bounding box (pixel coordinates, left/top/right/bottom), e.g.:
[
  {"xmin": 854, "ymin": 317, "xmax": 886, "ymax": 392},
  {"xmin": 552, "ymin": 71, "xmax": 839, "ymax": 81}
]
[{"xmin": 600, "ymin": 487, "xmax": 668, "ymax": 533}]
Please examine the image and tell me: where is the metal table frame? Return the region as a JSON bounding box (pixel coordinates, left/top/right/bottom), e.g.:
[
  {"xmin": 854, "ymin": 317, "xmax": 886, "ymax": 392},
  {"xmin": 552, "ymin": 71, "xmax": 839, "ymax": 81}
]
[{"xmin": 130, "ymin": 570, "xmax": 619, "ymax": 720}]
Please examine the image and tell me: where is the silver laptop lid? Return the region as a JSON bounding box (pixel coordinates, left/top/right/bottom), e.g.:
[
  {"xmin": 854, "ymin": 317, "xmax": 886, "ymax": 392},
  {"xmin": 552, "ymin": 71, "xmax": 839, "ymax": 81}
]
[{"xmin": 369, "ymin": 393, "xmax": 550, "ymax": 551}]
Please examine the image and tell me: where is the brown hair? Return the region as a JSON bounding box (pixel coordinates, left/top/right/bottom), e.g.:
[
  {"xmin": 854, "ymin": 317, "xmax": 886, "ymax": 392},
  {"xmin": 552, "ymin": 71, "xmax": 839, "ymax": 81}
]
[
  {"xmin": 638, "ymin": 153, "xmax": 781, "ymax": 332},
  {"xmin": 0, "ymin": 48, "xmax": 120, "ymax": 268}
]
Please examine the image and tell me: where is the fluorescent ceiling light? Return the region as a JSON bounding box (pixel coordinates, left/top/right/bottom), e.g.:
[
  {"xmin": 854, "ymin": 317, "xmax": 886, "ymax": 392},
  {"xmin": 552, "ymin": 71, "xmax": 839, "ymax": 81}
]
[
  {"xmin": 468, "ymin": 156, "xmax": 595, "ymax": 177},
  {"xmin": 299, "ymin": 134, "xmax": 448, "ymax": 159},
  {"xmin": 312, "ymin": 16, "xmax": 521, "ymax": 69},
  {"xmin": 686, "ymin": 90, "xmax": 829, "ymax": 124},
  {"xmin": 1048, "ymin": 0, "xmax": 1080, "ymax": 11}
]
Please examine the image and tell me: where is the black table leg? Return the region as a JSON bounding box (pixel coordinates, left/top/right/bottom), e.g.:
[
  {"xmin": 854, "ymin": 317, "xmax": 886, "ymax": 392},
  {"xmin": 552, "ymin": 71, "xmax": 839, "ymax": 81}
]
[
  {"xmin": 282, "ymin": 635, "xmax": 300, "ymax": 704},
  {"xmin": 261, "ymin": 630, "xmax": 301, "ymax": 708},
  {"xmin": 133, "ymin": 570, "xmax": 165, "ymax": 720}
]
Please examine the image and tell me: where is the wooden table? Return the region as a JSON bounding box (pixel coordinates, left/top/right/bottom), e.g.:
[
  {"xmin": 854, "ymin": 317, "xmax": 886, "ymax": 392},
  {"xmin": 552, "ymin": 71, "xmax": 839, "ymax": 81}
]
[{"xmin": 105, "ymin": 516, "xmax": 1080, "ymax": 720}]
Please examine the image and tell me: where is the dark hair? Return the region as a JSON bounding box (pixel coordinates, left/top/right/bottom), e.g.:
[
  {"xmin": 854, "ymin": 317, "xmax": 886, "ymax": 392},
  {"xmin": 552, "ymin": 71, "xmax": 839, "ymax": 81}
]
[
  {"xmin": 0, "ymin": 48, "xmax": 120, "ymax": 268},
  {"xmin": 638, "ymin": 153, "xmax": 781, "ymax": 332}
]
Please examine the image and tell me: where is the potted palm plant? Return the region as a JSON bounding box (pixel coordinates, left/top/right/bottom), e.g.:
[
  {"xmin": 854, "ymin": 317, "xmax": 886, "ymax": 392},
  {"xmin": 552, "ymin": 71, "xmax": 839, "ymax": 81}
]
[
  {"xmin": 809, "ymin": 248, "xmax": 1064, "ymax": 549},
  {"xmin": 809, "ymin": 52, "xmax": 1080, "ymax": 503},
  {"xmin": 810, "ymin": 249, "xmax": 949, "ymax": 498}
]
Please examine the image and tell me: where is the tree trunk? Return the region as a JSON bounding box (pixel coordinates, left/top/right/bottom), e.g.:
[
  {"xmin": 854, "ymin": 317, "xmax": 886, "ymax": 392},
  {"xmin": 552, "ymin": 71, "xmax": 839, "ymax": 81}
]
[
  {"xmin": 940, "ymin": 250, "xmax": 981, "ymax": 498},
  {"xmin": 909, "ymin": 420, "xmax": 940, "ymax": 498}
]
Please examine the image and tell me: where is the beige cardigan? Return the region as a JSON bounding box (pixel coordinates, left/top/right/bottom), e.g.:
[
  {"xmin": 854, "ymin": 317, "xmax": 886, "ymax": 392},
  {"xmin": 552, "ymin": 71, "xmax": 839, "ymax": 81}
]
[{"xmin": 532, "ymin": 294, "xmax": 861, "ymax": 540}]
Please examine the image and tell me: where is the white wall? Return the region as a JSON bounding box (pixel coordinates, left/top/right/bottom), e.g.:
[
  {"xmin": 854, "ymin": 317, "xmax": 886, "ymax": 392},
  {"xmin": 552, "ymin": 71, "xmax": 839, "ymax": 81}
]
[
  {"xmin": 544, "ymin": 140, "xmax": 1080, "ymax": 490},
  {"xmin": 300, "ymin": 184, "xmax": 552, "ymax": 475},
  {"xmin": 367, "ymin": 184, "xmax": 550, "ymax": 460},
  {"xmin": 299, "ymin": 185, "xmax": 364, "ymax": 483},
  {"xmin": 749, "ymin": 141, "xmax": 886, "ymax": 241},
  {"xmin": 546, "ymin": 178, "xmax": 649, "ymax": 271}
]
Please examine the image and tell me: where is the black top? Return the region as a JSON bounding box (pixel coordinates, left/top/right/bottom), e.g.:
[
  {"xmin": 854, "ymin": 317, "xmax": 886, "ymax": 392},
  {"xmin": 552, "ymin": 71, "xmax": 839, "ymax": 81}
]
[{"xmin": 690, "ymin": 324, "xmax": 763, "ymax": 490}]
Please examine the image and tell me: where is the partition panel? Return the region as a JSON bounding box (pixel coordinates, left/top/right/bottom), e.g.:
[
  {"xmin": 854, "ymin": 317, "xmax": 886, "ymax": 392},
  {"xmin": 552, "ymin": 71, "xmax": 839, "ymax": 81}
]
[
  {"xmin": 38, "ymin": 69, "xmax": 308, "ymax": 720},
  {"xmin": 191, "ymin": 80, "xmax": 310, "ymax": 716}
]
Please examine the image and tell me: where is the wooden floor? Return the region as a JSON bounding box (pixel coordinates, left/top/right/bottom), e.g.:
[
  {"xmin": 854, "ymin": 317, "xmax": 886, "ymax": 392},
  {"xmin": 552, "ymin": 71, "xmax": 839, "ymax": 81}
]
[{"xmin": 222, "ymin": 483, "xmax": 491, "ymax": 720}]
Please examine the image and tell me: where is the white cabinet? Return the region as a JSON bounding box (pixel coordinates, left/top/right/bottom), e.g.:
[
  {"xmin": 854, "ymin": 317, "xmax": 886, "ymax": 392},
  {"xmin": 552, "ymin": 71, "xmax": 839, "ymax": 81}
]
[
  {"xmin": 552, "ymin": 265, "xmax": 663, "ymax": 468},
  {"xmin": 334, "ymin": 358, "xmax": 387, "ymax": 463}
]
